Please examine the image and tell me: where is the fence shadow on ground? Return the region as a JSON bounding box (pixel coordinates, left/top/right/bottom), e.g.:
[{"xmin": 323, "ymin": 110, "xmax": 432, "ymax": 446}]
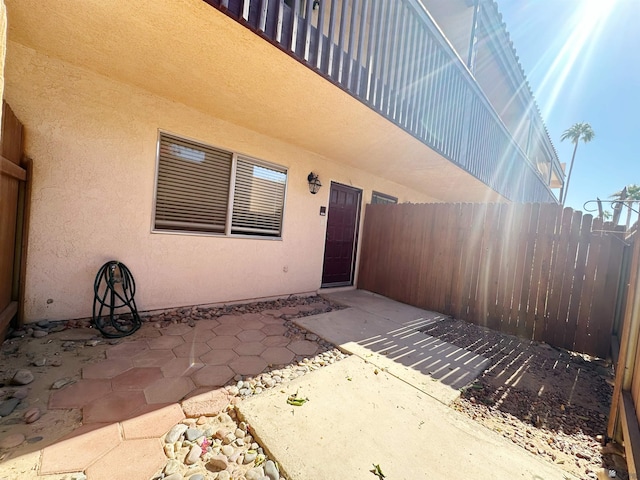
[
  {"xmin": 356, "ymin": 319, "xmax": 490, "ymax": 390},
  {"xmin": 421, "ymin": 317, "xmax": 613, "ymax": 437}
]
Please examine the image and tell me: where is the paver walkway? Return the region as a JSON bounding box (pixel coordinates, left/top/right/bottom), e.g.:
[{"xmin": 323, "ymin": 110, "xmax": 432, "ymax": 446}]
[{"xmin": 3, "ymin": 304, "xmax": 325, "ymax": 479}]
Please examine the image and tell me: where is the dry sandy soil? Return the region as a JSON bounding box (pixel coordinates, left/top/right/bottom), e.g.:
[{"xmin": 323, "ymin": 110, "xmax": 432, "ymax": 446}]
[{"xmin": 422, "ymin": 317, "xmax": 625, "ymax": 480}]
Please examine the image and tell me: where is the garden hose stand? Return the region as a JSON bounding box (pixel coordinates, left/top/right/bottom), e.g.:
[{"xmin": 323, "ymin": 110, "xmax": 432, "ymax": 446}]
[{"xmin": 92, "ymin": 260, "xmax": 141, "ymax": 338}]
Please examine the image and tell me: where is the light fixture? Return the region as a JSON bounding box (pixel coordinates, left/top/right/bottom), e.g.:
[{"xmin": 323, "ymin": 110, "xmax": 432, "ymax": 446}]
[{"xmin": 307, "ymin": 172, "xmax": 322, "ymax": 194}]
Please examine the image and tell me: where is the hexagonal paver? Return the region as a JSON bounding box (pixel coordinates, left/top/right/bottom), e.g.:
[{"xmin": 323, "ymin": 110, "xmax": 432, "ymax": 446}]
[
  {"xmin": 121, "ymin": 403, "xmax": 184, "ymax": 439},
  {"xmin": 40, "ymin": 423, "xmax": 121, "ymax": 475},
  {"xmin": 229, "ymin": 356, "xmax": 267, "ymax": 376},
  {"xmin": 213, "ymin": 324, "xmax": 242, "ymax": 336},
  {"xmin": 181, "ymin": 388, "xmax": 230, "ymax": 418},
  {"xmin": 146, "ymin": 335, "xmax": 185, "ymax": 350},
  {"xmin": 134, "ymin": 324, "xmax": 163, "ymax": 338},
  {"xmin": 233, "ymin": 341, "xmax": 267, "ymax": 356},
  {"xmin": 144, "ymin": 376, "xmax": 195, "ymax": 404},
  {"xmin": 280, "ymin": 306, "xmax": 300, "ymax": 315},
  {"xmin": 182, "ymin": 328, "xmax": 216, "ymax": 344},
  {"xmin": 132, "ymin": 349, "xmax": 176, "ymax": 368},
  {"xmin": 261, "ymin": 347, "xmax": 295, "ymax": 365},
  {"xmin": 288, "ymin": 340, "xmax": 318, "ymax": 356},
  {"xmin": 207, "ymin": 335, "xmax": 240, "ymax": 350},
  {"xmin": 172, "ymin": 342, "xmax": 211, "ymax": 358},
  {"xmin": 261, "ymin": 315, "xmax": 286, "ymax": 325},
  {"xmin": 236, "ymin": 329, "xmax": 266, "ymax": 342},
  {"xmin": 200, "ymin": 349, "xmax": 239, "ymax": 366},
  {"xmin": 49, "ymin": 379, "xmax": 113, "ymax": 409},
  {"xmin": 82, "ymin": 358, "xmax": 132, "ymax": 379},
  {"xmin": 191, "ymin": 365, "xmax": 235, "ymax": 387},
  {"xmin": 238, "ymin": 318, "xmax": 265, "ymax": 330},
  {"xmin": 241, "ymin": 312, "xmax": 265, "ymax": 322},
  {"xmin": 161, "ymin": 357, "xmax": 205, "ymax": 377},
  {"xmin": 82, "ymin": 390, "xmax": 147, "ymax": 424},
  {"xmin": 262, "ymin": 335, "xmax": 290, "ymax": 347},
  {"xmin": 85, "ymin": 438, "xmax": 165, "ymax": 479},
  {"xmin": 261, "ymin": 324, "xmax": 288, "ymax": 336},
  {"xmin": 162, "ymin": 323, "xmax": 193, "ymax": 336},
  {"xmin": 193, "ymin": 319, "xmax": 220, "ymax": 330},
  {"xmin": 216, "ymin": 314, "xmax": 241, "ymax": 325},
  {"xmin": 112, "ymin": 367, "xmax": 164, "ymax": 391},
  {"xmin": 105, "ymin": 340, "xmax": 149, "ymax": 359}
]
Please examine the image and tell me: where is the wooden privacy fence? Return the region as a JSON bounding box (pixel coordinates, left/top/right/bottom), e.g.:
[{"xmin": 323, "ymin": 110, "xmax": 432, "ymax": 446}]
[
  {"xmin": 358, "ymin": 202, "xmax": 628, "ymax": 358},
  {"xmin": 0, "ymin": 102, "xmax": 28, "ymax": 342}
]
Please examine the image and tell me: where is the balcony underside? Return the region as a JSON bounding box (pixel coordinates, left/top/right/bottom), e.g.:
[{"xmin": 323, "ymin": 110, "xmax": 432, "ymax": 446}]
[{"xmin": 7, "ymin": 0, "xmax": 523, "ymax": 202}]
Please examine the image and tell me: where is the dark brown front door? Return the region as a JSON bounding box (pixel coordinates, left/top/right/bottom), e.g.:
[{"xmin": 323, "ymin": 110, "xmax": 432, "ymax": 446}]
[{"xmin": 321, "ymin": 182, "xmax": 362, "ymax": 287}]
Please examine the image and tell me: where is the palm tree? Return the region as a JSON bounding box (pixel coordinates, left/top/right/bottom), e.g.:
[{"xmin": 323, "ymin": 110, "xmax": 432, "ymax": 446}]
[
  {"xmin": 559, "ymin": 122, "xmax": 595, "ymax": 205},
  {"xmin": 610, "ymin": 184, "xmax": 640, "ymax": 230}
]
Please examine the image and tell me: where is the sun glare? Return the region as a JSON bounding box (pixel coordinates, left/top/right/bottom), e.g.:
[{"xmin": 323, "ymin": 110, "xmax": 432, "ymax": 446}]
[
  {"xmin": 534, "ymin": 0, "xmax": 617, "ymax": 119},
  {"xmin": 482, "ymin": 0, "xmax": 619, "ymax": 205}
]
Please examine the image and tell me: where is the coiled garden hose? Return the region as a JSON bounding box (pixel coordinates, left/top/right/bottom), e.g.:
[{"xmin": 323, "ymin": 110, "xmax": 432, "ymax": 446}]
[{"xmin": 92, "ymin": 260, "xmax": 141, "ymax": 338}]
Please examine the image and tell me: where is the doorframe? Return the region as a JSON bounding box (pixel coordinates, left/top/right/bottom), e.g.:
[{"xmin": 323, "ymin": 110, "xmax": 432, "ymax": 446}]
[{"xmin": 320, "ymin": 181, "xmax": 363, "ymax": 288}]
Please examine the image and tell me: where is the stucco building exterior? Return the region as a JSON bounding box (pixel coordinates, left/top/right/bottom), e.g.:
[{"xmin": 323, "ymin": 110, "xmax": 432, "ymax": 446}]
[{"xmin": 0, "ymin": 0, "xmax": 562, "ymax": 323}]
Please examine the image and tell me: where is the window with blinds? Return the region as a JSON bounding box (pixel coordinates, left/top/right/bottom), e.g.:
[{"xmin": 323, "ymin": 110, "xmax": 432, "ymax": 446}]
[
  {"xmin": 371, "ymin": 191, "xmax": 398, "ymax": 205},
  {"xmin": 154, "ymin": 132, "xmax": 287, "ymax": 238}
]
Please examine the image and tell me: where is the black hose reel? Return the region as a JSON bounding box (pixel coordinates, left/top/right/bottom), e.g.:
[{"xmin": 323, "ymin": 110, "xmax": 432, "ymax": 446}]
[{"xmin": 92, "ymin": 260, "xmax": 141, "ymax": 338}]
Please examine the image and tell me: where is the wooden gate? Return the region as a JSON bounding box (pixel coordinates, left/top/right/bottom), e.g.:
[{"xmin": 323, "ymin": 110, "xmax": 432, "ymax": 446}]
[{"xmin": 0, "ymin": 102, "xmax": 28, "ymax": 341}]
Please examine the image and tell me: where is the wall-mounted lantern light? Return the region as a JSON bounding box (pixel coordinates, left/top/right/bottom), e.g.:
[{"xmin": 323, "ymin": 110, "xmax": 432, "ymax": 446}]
[{"xmin": 307, "ymin": 172, "xmax": 322, "ymax": 194}]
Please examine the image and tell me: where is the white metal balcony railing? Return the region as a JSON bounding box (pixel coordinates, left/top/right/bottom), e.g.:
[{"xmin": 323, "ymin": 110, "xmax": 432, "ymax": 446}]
[{"xmin": 206, "ymin": 0, "xmax": 557, "ymax": 203}]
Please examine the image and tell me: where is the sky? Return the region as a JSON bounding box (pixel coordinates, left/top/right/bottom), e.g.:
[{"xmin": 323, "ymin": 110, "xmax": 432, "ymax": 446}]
[{"xmin": 495, "ymin": 0, "xmax": 640, "ymax": 218}]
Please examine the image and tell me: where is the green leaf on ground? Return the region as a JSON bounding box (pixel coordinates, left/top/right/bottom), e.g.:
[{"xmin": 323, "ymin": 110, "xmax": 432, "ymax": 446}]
[
  {"xmin": 371, "ymin": 463, "xmax": 386, "ymax": 479},
  {"xmin": 287, "ymin": 392, "xmax": 309, "ymax": 406}
]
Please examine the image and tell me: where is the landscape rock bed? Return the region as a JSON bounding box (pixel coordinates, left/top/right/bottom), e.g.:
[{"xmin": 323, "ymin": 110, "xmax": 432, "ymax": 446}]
[
  {"xmin": 154, "ymin": 407, "xmax": 284, "ymax": 480},
  {"xmin": 224, "ymin": 348, "xmax": 348, "ymax": 399},
  {"xmin": 143, "ymin": 295, "xmax": 344, "ymax": 330},
  {"xmin": 422, "ymin": 317, "xmax": 622, "ymax": 480}
]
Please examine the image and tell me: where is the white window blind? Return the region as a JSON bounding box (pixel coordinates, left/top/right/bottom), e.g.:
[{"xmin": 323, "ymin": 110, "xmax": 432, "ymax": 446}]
[
  {"xmin": 232, "ymin": 158, "xmax": 287, "ymax": 236},
  {"xmin": 154, "ymin": 133, "xmax": 287, "ymax": 238}
]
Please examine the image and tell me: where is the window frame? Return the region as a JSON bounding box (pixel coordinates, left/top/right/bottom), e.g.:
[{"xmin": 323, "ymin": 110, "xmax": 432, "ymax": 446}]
[
  {"xmin": 371, "ymin": 191, "xmax": 398, "ymax": 205},
  {"xmin": 152, "ymin": 131, "xmax": 288, "ymax": 240}
]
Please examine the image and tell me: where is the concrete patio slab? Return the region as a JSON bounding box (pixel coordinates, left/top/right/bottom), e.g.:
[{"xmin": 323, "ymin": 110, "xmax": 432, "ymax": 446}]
[
  {"xmin": 295, "ymin": 299, "xmax": 489, "ymax": 404},
  {"xmin": 238, "ymin": 356, "xmax": 576, "ymax": 480},
  {"xmin": 325, "ymin": 289, "xmax": 448, "ymax": 328}
]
